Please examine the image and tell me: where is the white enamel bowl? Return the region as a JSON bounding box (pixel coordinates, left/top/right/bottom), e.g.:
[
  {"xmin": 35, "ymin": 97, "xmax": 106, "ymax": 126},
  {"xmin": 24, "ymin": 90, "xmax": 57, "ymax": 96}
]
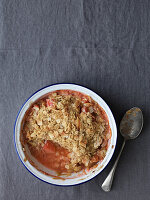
[{"xmin": 14, "ymin": 84, "xmax": 117, "ymax": 186}]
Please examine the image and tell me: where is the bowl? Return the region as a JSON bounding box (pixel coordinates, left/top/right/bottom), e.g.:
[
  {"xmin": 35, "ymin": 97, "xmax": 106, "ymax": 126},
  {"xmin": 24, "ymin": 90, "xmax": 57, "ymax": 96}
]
[{"xmin": 14, "ymin": 83, "xmax": 117, "ymax": 186}]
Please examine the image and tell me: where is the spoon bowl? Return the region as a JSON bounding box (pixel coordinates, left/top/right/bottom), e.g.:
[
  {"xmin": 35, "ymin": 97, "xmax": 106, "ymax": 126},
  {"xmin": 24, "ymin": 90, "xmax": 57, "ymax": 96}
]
[{"xmin": 120, "ymin": 107, "xmax": 143, "ymax": 140}]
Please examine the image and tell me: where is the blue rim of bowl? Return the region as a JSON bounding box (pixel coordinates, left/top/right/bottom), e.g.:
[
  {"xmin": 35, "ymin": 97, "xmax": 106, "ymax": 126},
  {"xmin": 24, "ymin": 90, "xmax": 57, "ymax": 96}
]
[{"xmin": 14, "ymin": 83, "xmax": 117, "ymax": 187}]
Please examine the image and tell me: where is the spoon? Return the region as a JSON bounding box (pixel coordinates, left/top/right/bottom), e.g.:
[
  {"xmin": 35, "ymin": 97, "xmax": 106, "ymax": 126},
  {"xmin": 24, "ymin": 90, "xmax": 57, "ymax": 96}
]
[{"xmin": 101, "ymin": 107, "xmax": 143, "ymax": 192}]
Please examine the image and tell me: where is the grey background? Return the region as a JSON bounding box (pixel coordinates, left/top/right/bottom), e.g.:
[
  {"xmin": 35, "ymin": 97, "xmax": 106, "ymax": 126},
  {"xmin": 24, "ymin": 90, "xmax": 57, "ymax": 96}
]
[{"xmin": 0, "ymin": 0, "xmax": 150, "ymax": 200}]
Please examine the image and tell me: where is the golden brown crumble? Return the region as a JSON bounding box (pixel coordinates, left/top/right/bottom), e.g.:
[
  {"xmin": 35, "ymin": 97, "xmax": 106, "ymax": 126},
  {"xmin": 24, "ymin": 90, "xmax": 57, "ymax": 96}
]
[{"xmin": 22, "ymin": 90, "xmax": 111, "ymax": 172}]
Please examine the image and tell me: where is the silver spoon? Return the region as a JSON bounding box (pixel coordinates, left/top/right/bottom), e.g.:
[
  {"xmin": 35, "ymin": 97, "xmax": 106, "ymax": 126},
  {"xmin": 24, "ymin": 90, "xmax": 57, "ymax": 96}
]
[{"xmin": 101, "ymin": 107, "xmax": 143, "ymax": 192}]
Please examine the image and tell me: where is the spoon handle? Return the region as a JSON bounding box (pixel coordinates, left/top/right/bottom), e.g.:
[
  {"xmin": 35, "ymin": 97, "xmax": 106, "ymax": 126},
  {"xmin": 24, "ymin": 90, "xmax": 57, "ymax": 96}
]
[{"xmin": 101, "ymin": 140, "xmax": 126, "ymax": 192}]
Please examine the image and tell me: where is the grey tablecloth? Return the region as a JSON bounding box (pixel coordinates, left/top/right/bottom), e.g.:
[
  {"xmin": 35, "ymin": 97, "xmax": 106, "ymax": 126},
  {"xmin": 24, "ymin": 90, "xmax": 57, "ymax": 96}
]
[{"xmin": 0, "ymin": 0, "xmax": 150, "ymax": 200}]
